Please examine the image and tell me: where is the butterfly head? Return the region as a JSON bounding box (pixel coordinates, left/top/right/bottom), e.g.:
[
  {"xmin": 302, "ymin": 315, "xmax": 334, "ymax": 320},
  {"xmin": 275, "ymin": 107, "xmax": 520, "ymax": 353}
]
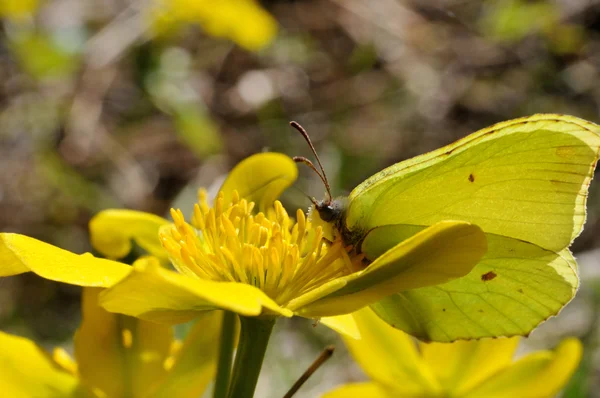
[{"xmin": 315, "ymin": 198, "xmax": 346, "ymax": 223}]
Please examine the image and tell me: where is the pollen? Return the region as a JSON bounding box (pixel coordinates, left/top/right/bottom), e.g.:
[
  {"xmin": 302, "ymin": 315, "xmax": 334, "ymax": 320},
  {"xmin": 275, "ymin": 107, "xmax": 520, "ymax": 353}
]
[{"xmin": 160, "ymin": 190, "xmax": 352, "ymax": 306}]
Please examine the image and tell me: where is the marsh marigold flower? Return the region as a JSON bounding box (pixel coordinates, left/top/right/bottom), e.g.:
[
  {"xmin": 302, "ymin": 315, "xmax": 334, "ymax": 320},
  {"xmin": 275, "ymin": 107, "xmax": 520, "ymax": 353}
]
[
  {"xmin": 90, "ymin": 153, "xmax": 486, "ymax": 335},
  {"xmin": 0, "ymin": 0, "xmax": 40, "ymax": 20},
  {"xmin": 324, "ymin": 307, "xmax": 582, "ymax": 398},
  {"xmin": 148, "ymin": 0, "xmax": 278, "ymax": 51},
  {"xmin": 0, "ymin": 153, "xmax": 486, "ymax": 339},
  {"xmin": 163, "ymin": 190, "xmax": 350, "ymax": 307},
  {"xmin": 0, "ymin": 285, "xmax": 222, "ymax": 398}
]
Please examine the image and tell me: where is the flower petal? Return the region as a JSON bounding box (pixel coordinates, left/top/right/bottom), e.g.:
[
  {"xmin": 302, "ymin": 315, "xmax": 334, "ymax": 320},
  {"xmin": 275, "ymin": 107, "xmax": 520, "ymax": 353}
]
[
  {"xmin": 0, "ymin": 331, "xmax": 82, "ymax": 397},
  {"xmin": 337, "ymin": 308, "xmax": 440, "ymax": 395},
  {"xmin": 0, "ymin": 233, "xmax": 131, "ymax": 287},
  {"xmin": 297, "ymin": 221, "xmax": 487, "ymax": 317},
  {"xmin": 75, "ymin": 287, "xmax": 173, "ymax": 397},
  {"xmin": 51, "ymin": 348, "xmax": 77, "ymax": 375},
  {"xmin": 462, "ymin": 338, "xmax": 582, "ymax": 398},
  {"xmin": 100, "ymin": 257, "xmax": 292, "ymax": 322},
  {"xmin": 419, "ymin": 337, "xmax": 520, "ymax": 395},
  {"xmin": 320, "ymin": 314, "xmax": 361, "ymax": 340},
  {"xmin": 322, "ymin": 382, "xmax": 393, "ymax": 398},
  {"xmin": 89, "ymin": 210, "xmax": 170, "ymax": 259},
  {"xmin": 150, "ymin": 311, "xmax": 226, "ymax": 398},
  {"xmin": 219, "ymin": 153, "xmax": 297, "ymax": 212}
]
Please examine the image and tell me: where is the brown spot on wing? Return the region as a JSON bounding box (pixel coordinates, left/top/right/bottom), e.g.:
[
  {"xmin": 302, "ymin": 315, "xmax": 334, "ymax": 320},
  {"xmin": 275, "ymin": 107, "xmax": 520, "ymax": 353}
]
[
  {"xmin": 468, "ymin": 173, "xmax": 475, "ymax": 182},
  {"xmin": 556, "ymin": 146, "xmax": 577, "ymax": 158},
  {"xmin": 481, "ymin": 271, "xmax": 497, "ymax": 281}
]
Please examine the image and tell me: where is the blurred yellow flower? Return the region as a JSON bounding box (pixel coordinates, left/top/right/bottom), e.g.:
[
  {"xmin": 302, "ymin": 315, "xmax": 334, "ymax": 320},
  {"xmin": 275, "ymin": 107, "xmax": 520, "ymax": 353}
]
[
  {"xmin": 324, "ymin": 307, "xmax": 582, "ymax": 398},
  {"xmin": 149, "ymin": 0, "xmax": 278, "ymax": 51},
  {"xmin": 0, "ymin": 0, "xmax": 40, "ymax": 20},
  {"xmin": 0, "ymin": 285, "xmax": 222, "ymax": 398}
]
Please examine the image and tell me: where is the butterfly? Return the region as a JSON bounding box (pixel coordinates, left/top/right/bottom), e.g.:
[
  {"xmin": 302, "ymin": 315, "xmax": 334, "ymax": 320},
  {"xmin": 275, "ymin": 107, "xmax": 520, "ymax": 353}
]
[{"xmin": 293, "ymin": 114, "xmax": 600, "ymax": 341}]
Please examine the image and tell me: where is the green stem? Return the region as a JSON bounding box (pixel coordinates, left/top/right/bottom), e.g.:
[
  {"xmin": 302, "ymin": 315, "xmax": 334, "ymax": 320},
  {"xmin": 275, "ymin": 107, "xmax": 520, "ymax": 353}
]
[
  {"xmin": 227, "ymin": 316, "xmax": 276, "ymax": 398},
  {"xmin": 213, "ymin": 311, "xmax": 237, "ymax": 398}
]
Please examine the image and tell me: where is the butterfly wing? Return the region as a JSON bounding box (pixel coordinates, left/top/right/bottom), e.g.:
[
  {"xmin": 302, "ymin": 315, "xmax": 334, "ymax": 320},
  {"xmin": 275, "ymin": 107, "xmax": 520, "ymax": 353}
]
[
  {"xmin": 362, "ymin": 224, "xmax": 578, "ymax": 341},
  {"xmin": 347, "ymin": 114, "xmax": 600, "ymax": 254},
  {"xmin": 347, "ymin": 114, "xmax": 599, "ymax": 341}
]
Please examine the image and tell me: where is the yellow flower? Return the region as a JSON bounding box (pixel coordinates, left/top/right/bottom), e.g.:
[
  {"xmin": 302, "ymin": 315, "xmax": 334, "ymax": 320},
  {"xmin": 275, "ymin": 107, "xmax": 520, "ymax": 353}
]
[
  {"xmin": 0, "ymin": 283, "xmax": 222, "ymax": 398},
  {"xmin": 0, "ymin": 0, "xmax": 40, "ymax": 20},
  {"xmin": 86, "ymin": 153, "xmax": 485, "ymax": 337},
  {"xmin": 149, "ymin": 0, "xmax": 278, "ymax": 51},
  {"xmin": 0, "ymin": 152, "xmax": 485, "ymax": 398},
  {"xmin": 324, "ymin": 307, "xmax": 582, "ymax": 398},
  {"xmin": 0, "ymin": 152, "xmax": 485, "ymax": 341}
]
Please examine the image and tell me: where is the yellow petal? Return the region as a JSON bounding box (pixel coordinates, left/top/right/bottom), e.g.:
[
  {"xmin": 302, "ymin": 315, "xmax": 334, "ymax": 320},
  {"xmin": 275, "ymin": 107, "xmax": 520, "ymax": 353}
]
[
  {"xmin": 99, "ymin": 257, "xmax": 292, "ymax": 322},
  {"xmin": 419, "ymin": 337, "xmax": 520, "ymax": 395},
  {"xmin": 462, "ymin": 338, "xmax": 582, "ymax": 398},
  {"xmin": 297, "ymin": 221, "xmax": 487, "ymax": 317},
  {"xmin": 340, "ymin": 308, "xmax": 440, "ymax": 395},
  {"xmin": 0, "ymin": 0, "xmax": 39, "ymax": 19},
  {"xmin": 0, "ymin": 331, "xmax": 81, "ymax": 397},
  {"xmin": 219, "ymin": 153, "xmax": 297, "ymax": 213},
  {"xmin": 322, "ymin": 382, "xmax": 393, "ymax": 398},
  {"xmin": 75, "ymin": 286, "xmax": 173, "ymax": 397},
  {"xmin": 149, "ymin": 311, "xmax": 226, "ymax": 398},
  {"xmin": 52, "ymin": 348, "xmax": 77, "ymax": 375},
  {"xmin": 89, "ymin": 210, "xmax": 170, "ymax": 260},
  {"xmin": 0, "ymin": 233, "xmax": 131, "ymax": 287},
  {"xmin": 320, "ymin": 314, "xmax": 361, "ymax": 340}
]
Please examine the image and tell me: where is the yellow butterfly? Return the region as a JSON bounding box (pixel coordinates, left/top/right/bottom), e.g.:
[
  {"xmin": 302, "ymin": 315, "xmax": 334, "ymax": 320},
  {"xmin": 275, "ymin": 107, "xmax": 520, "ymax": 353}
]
[{"xmin": 295, "ymin": 114, "xmax": 600, "ymax": 341}]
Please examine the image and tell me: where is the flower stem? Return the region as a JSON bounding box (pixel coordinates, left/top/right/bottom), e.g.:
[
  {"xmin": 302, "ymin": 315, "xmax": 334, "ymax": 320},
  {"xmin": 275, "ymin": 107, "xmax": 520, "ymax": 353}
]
[
  {"xmin": 213, "ymin": 311, "xmax": 237, "ymax": 398},
  {"xmin": 227, "ymin": 316, "xmax": 276, "ymax": 398}
]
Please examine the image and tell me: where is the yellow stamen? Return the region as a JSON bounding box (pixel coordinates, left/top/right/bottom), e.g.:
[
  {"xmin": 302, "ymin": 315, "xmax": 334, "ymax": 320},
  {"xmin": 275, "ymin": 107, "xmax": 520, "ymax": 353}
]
[
  {"xmin": 122, "ymin": 329, "xmax": 133, "ymax": 349},
  {"xmin": 160, "ymin": 189, "xmax": 352, "ymax": 306}
]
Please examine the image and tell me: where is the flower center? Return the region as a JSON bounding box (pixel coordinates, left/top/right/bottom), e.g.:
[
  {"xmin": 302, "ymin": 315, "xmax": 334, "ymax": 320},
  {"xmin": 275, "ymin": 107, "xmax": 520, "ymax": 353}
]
[{"xmin": 160, "ymin": 190, "xmax": 352, "ymax": 306}]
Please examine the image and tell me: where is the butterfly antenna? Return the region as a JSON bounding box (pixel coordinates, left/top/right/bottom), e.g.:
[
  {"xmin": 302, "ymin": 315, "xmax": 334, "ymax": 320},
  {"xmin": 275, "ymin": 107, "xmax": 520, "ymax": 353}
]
[
  {"xmin": 293, "ymin": 156, "xmax": 329, "ymax": 201},
  {"xmin": 290, "ymin": 121, "xmax": 332, "ymax": 201}
]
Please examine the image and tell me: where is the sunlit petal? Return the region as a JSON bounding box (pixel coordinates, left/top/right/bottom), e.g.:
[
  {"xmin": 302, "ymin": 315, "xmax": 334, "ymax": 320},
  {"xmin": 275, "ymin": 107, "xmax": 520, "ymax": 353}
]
[
  {"xmin": 219, "ymin": 153, "xmax": 297, "ymax": 213},
  {"xmin": 340, "ymin": 308, "xmax": 441, "ymax": 395},
  {"xmin": 90, "ymin": 210, "xmax": 170, "ymax": 260},
  {"xmin": 0, "ymin": 233, "xmax": 131, "ymax": 287},
  {"xmin": 462, "ymin": 338, "xmax": 582, "ymax": 398},
  {"xmin": 75, "ymin": 287, "xmax": 173, "ymax": 397},
  {"xmin": 150, "ymin": 311, "xmax": 226, "ymax": 397},
  {"xmin": 0, "ymin": 331, "xmax": 82, "ymax": 397},
  {"xmin": 100, "ymin": 257, "xmax": 292, "ymax": 322},
  {"xmin": 320, "ymin": 314, "xmax": 361, "ymax": 340},
  {"xmin": 322, "ymin": 382, "xmax": 393, "ymax": 398},
  {"xmin": 420, "ymin": 337, "xmax": 519, "ymax": 395}
]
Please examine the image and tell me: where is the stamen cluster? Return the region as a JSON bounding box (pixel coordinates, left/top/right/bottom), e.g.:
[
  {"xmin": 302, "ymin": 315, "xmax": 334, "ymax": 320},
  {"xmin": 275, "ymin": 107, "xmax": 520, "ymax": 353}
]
[{"xmin": 160, "ymin": 190, "xmax": 350, "ymax": 305}]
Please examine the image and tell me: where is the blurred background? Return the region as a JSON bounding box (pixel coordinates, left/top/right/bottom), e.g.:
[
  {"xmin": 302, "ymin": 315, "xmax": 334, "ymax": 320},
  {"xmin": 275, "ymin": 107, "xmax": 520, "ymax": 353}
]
[{"xmin": 1, "ymin": 0, "xmax": 600, "ymax": 396}]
